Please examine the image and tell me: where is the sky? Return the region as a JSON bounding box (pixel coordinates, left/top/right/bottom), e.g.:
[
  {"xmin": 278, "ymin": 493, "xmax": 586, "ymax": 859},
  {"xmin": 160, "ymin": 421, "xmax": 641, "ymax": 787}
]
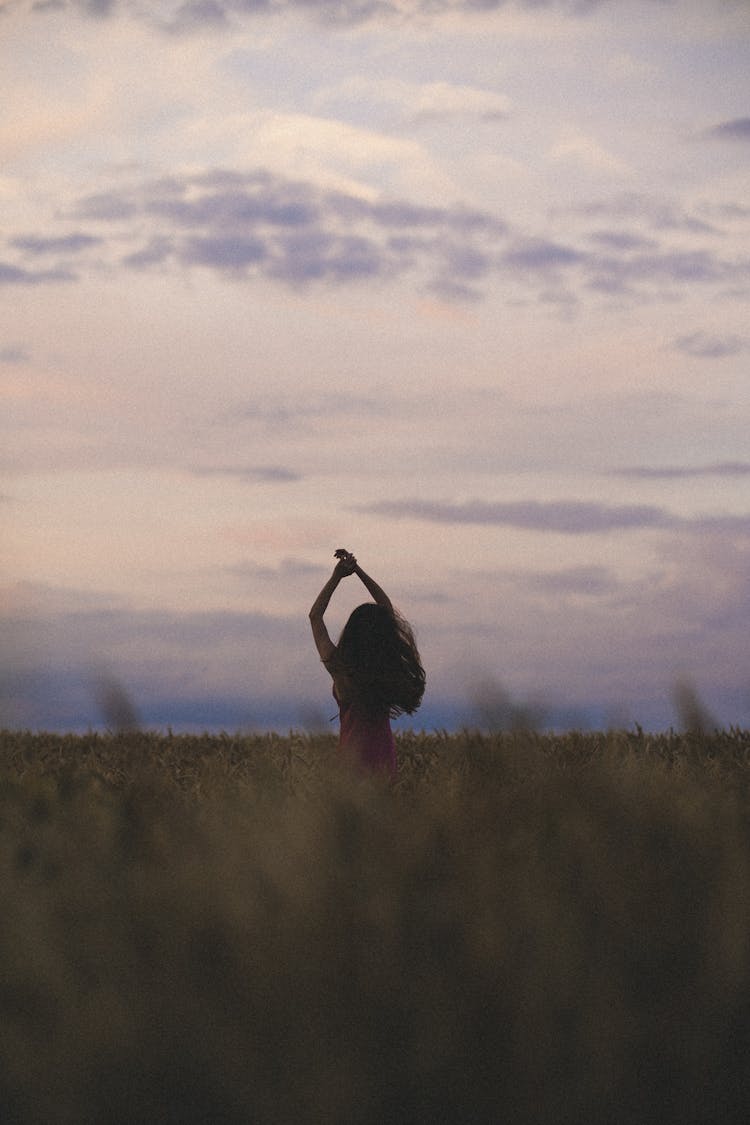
[{"xmin": 2, "ymin": 0, "xmax": 749, "ymax": 733}]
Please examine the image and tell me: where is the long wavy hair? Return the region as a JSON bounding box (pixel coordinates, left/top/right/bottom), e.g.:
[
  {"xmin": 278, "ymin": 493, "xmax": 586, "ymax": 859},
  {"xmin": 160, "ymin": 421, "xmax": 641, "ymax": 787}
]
[{"xmin": 337, "ymin": 602, "xmax": 425, "ymax": 719}]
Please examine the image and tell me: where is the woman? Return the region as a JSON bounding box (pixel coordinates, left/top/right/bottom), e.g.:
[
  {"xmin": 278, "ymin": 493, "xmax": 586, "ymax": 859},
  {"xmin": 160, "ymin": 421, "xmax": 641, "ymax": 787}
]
[{"xmin": 309, "ymin": 550, "xmax": 425, "ymax": 776}]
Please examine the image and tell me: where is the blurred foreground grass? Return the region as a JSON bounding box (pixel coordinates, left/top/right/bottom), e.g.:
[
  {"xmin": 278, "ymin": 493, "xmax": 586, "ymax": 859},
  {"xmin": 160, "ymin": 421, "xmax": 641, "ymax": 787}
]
[{"xmin": 1, "ymin": 727, "xmax": 750, "ymax": 1123}]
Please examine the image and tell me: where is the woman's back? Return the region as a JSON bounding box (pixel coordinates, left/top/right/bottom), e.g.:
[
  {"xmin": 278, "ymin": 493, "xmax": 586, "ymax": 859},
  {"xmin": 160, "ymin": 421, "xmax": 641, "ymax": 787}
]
[
  {"xmin": 336, "ymin": 683, "xmax": 396, "ymax": 776},
  {"xmin": 326, "ymin": 653, "xmax": 396, "ymax": 776}
]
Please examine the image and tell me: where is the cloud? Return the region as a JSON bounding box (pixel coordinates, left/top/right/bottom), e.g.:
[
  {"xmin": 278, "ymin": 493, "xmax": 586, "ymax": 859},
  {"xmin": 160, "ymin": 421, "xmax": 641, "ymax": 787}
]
[
  {"xmin": 545, "ymin": 192, "xmax": 750, "ymax": 295},
  {"xmin": 698, "ymin": 202, "xmax": 750, "ymax": 224},
  {"xmin": 165, "ymin": 0, "xmax": 231, "ymax": 33},
  {"xmin": 326, "ymin": 77, "xmax": 512, "ymax": 125},
  {"xmin": 66, "ymin": 168, "xmax": 507, "ymax": 295},
  {"xmin": 158, "ymin": 0, "xmax": 391, "ymax": 31},
  {"xmin": 28, "ymin": 0, "xmax": 746, "ymax": 32},
  {"xmin": 3, "ymin": 167, "xmax": 746, "ymax": 305},
  {"xmin": 357, "ymin": 498, "xmax": 750, "ymax": 538},
  {"xmin": 188, "ymin": 463, "xmax": 302, "ymax": 483},
  {"xmin": 355, "ymin": 498, "xmax": 677, "ymax": 534},
  {"xmin": 674, "ymin": 331, "xmax": 746, "ymax": 359},
  {"xmin": 0, "ymin": 261, "xmax": 76, "ymax": 285},
  {"xmin": 267, "ymin": 230, "xmax": 386, "ymax": 284},
  {"xmin": 4, "ymin": 584, "xmax": 306, "ymax": 679},
  {"xmin": 502, "ymin": 237, "xmax": 585, "ymax": 272},
  {"xmin": 226, "ymin": 389, "xmax": 392, "ymax": 429},
  {"xmin": 413, "ymin": 81, "xmax": 510, "ymax": 122},
  {"xmin": 614, "ymin": 462, "xmax": 750, "ymax": 481},
  {"xmin": 0, "ymin": 582, "xmax": 337, "ymax": 730},
  {"xmin": 181, "ymin": 233, "xmax": 268, "ymax": 271},
  {"xmin": 31, "ymin": 0, "xmax": 392, "ymax": 30},
  {"xmin": 557, "ymin": 192, "xmax": 719, "ymax": 236},
  {"xmin": 84, "ymin": 0, "xmax": 117, "ymax": 14},
  {"xmin": 585, "ymin": 248, "xmax": 738, "ymax": 296},
  {"xmin": 121, "ymin": 236, "xmax": 174, "ymax": 268},
  {"xmin": 510, "ymin": 564, "xmax": 619, "ymax": 596},
  {"xmin": 587, "ymin": 230, "xmax": 658, "ymax": 252},
  {"xmin": 226, "ymin": 556, "xmax": 327, "ymax": 581},
  {"xmin": 550, "ymin": 127, "xmax": 631, "ymax": 176},
  {"xmin": 0, "ymin": 344, "xmax": 29, "ymax": 364},
  {"xmin": 10, "ymin": 232, "xmax": 103, "ymax": 255},
  {"xmin": 72, "ymin": 191, "xmax": 139, "ymax": 221},
  {"xmin": 702, "ymin": 118, "xmax": 750, "ymax": 142}
]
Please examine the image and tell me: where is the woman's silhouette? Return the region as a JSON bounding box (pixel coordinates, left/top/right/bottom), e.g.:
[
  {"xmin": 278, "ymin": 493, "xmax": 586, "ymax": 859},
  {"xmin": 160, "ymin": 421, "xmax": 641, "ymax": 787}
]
[{"xmin": 309, "ymin": 550, "xmax": 425, "ymax": 777}]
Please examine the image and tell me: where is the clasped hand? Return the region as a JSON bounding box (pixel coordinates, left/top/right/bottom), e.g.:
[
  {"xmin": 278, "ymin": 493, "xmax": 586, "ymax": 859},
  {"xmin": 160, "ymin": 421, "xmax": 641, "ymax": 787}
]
[{"xmin": 333, "ymin": 548, "xmax": 357, "ymax": 577}]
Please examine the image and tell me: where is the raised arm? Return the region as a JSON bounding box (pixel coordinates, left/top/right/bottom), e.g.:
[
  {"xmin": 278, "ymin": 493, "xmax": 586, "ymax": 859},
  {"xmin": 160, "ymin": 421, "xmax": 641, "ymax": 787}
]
[
  {"xmin": 354, "ymin": 563, "xmax": 393, "ymax": 613},
  {"xmin": 308, "ymin": 555, "xmax": 356, "ymax": 662}
]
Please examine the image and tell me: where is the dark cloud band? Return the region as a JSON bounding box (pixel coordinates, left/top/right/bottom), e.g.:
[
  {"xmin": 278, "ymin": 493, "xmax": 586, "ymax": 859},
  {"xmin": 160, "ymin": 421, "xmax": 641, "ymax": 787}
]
[
  {"xmin": 356, "ymin": 498, "xmax": 676, "ymax": 533},
  {"xmin": 29, "ymin": 0, "xmax": 667, "ymax": 31},
  {"xmin": 613, "ymin": 462, "xmax": 750, "ymax": 481},
  {"xmin": 3, "ymin": 166, "xmax": 748, "ymax": 304},
  {"xmin": 702, "ymin": 118, "xmax": 750, "ymax": 143},
  {"xmin": 356, "ymin": 497, "xmax": 750, "ymax": 536}
]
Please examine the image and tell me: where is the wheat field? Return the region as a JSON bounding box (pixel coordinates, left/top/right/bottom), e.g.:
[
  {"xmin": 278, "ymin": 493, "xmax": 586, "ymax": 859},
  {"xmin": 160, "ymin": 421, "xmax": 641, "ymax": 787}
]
[{"xmin": 1, "ymin": 726, "xmax": 749, "ymax": 1123}]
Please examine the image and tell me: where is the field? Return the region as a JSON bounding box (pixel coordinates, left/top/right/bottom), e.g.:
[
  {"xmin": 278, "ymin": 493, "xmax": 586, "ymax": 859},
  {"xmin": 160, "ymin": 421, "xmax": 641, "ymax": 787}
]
[{"xmin": 1, "ymin": 726, "xmax": 750, "ymax": 1124}]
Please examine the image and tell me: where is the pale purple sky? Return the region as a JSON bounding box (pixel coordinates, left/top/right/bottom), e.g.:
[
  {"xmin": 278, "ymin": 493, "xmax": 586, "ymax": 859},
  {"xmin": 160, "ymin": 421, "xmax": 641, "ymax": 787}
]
[{"xmin": 2, "ymin": 0, "xmax": 749, "ymax": 731}]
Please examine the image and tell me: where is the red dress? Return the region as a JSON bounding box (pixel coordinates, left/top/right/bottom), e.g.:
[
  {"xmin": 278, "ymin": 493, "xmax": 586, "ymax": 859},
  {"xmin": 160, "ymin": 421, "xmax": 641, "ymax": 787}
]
[{"xmin": 325, "ymin": 653, "xmax": 396, "ymax": 778}]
